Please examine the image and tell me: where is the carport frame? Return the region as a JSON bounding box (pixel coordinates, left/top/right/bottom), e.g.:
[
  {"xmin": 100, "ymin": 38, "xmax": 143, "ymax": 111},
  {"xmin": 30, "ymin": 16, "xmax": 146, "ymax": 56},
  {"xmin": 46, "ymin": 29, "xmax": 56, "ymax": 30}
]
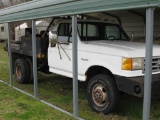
[
  {"xmin": 7, "ymin": 22, "xmax": 13, "ymax": 86},
  {"xmin": 143, "ymin": 8, "xmax": 154, "ymax": 120},
  {"xmin": 32, "ymin": 20, "xmax": 38, "ymax": 98},
  {"xmin": 0, "ymin": 0, "xmax": 159, "ymax": 120}
]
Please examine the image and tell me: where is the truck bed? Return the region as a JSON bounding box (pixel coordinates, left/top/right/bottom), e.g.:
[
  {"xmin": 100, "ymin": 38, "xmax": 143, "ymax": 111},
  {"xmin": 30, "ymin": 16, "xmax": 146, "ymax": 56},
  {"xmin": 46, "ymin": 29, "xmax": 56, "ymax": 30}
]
[
  {"xmin": 4, "ymin": 35, "xmax": 49, "ymax": 59},
  {"xmin": 9, "ymin": 43, "xmax": 32, "ymax": 56}
]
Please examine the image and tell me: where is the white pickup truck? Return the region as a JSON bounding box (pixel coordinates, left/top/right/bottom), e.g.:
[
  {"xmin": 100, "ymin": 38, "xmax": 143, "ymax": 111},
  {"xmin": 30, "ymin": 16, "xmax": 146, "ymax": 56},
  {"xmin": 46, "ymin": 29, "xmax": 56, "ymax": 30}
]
[{"xmin": 7, "ymin": 19, "xmax": 160, "ymax": 114}]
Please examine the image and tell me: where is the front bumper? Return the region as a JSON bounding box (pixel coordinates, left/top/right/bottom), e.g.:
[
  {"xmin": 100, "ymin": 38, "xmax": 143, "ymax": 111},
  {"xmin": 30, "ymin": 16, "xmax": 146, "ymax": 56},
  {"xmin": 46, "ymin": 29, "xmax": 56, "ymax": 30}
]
[{"xmin": 114, "ymin": 73, "xmax": 160, "ymax": 98}]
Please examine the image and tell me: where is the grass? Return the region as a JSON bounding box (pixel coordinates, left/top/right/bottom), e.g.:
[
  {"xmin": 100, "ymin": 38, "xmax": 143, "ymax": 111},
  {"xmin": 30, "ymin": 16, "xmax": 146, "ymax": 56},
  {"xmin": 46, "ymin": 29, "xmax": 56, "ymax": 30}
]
[
  {"xmin": 0, "ymin": 82, "xmax": 75, "ymax": 120},
  {"xmin": 0, "ymin": 40, "xmax": 160, "ymax": 120}
]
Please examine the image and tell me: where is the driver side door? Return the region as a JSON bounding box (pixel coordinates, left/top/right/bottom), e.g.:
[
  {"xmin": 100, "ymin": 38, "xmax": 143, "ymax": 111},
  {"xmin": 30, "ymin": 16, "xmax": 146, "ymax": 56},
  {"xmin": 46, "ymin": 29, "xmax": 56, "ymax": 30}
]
[{"xmin": 48, "ymin": 23, "xmax": 73, "ymax": 75}]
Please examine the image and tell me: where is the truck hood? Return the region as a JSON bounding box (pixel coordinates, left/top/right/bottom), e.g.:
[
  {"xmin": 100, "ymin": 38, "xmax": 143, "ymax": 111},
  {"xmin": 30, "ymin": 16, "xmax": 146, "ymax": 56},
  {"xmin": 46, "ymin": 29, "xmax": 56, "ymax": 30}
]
[{"xmin": 82, "ymin": 40, "xmax": 160, "ymax": 57}]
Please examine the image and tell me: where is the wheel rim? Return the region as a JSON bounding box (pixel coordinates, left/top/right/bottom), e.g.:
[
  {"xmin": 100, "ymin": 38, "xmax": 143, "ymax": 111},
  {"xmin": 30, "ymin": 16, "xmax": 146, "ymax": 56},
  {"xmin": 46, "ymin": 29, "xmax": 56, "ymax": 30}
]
[
  {"xmin": 92, "ymin": 83, "xmax": 108, "ymax": 107},
  {"xmin": 16, "ymin": 64, "xmax": 22, "ymax": 79}
]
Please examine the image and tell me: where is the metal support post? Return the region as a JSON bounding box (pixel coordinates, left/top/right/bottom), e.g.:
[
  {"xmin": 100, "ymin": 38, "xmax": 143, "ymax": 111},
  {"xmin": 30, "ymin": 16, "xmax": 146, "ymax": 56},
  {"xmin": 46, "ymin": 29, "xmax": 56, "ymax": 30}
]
[
  {"xmin": 142, "ymin": 8, "xmax": 154, "ymax": 120},
  {"xmin": 72, "ymin": 15, "xmax": 78, "ymax": 117},
  {"xmin": 32, "ymin": 20, "xmax": 38, "ymax": 98},
  {"xmin": 7, "ymin": 23, "xmax": 13, "ymax": 86}
]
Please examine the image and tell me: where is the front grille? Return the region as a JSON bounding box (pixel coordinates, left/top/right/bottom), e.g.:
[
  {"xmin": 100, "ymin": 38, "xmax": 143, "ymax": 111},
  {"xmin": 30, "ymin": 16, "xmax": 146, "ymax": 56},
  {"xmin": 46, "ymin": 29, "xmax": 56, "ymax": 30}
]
[{"xmin": 143, "ymin": 57, "xmax": 160, "ymax": 73}]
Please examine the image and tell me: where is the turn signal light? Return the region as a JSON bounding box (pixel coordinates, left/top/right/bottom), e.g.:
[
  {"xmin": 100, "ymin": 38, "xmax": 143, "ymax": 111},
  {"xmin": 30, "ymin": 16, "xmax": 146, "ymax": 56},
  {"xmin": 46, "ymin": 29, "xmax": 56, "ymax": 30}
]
[{"xmin": 122, "ymin": 58, "xmax": 132, "ymax": 70}]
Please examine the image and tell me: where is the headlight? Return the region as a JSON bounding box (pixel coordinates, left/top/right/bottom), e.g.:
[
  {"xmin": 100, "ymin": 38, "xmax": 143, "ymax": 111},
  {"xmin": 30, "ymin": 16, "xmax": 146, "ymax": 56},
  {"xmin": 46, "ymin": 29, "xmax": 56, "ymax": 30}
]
[{"xmin": 122, "ymin": 57, "xmax": 143, "ymax": 70}]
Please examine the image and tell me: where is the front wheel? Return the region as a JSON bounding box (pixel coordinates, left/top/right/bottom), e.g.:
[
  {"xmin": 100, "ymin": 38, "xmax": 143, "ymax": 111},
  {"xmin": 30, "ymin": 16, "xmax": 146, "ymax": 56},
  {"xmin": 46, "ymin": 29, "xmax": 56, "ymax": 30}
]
[{"xmin": 87, "ymin": 74, "xmax": 120, "ymax": 114}]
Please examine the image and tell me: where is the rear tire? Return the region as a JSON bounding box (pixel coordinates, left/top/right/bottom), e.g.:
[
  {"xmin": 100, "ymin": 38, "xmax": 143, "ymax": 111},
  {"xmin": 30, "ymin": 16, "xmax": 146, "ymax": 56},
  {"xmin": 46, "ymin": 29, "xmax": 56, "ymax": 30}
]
[
  {"xmin": 26, "ymin": 59, "xmax": 33, "ymax": 83},
  {"xmin": 87, "ymin": 74, "xmax": 120, "ymax": 114},
  {"xmin": 14, "ymin": 59, "xmax": 30, "ymax": 84}
]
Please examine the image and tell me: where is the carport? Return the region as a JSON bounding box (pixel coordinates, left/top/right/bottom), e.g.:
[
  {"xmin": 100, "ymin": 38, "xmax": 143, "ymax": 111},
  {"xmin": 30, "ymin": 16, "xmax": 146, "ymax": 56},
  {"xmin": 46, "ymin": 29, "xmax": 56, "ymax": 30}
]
[{"xmin": 0, "ymin": 0, "xmax": 159, "ymax": 119}]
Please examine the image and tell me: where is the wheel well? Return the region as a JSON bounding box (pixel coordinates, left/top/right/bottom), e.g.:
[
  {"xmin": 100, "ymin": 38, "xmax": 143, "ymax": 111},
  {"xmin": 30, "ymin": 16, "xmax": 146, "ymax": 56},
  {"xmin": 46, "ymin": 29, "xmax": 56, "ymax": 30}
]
[{"xmin": 85, "ymin": 66, "xmax": 114, "ymax": 82}]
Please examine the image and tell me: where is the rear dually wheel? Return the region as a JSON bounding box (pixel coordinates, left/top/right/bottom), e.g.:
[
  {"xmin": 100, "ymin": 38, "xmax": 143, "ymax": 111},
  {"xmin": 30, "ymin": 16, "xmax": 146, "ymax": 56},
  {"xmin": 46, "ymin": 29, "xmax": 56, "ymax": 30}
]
[{"xmin": 14, "ymin": 59, "xmax": 30, "ymax": 84}]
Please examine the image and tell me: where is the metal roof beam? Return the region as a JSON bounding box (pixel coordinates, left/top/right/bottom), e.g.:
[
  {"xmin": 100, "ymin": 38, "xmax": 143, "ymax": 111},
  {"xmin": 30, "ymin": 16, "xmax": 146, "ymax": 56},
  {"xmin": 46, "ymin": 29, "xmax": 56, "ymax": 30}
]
[
  {"xmin": 0, "ymin": 0, "xmax": 159, "ymax": 23},
  {"xmin": 0, "ymin": 0, "xmax": 75, "ymax": 16}
]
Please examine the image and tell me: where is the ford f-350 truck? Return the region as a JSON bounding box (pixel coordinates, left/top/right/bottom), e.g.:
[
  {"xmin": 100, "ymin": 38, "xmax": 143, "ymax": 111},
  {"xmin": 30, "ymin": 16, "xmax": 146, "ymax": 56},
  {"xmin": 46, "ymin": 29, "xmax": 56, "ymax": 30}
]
[{"xmin": 5, "ymin": 19, "xmax": 160, "ymax": 114}]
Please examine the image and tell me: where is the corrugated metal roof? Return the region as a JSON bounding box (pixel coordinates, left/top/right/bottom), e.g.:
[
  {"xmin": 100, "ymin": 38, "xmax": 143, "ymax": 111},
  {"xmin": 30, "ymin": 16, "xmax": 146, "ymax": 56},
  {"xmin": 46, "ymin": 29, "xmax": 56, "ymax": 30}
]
[{"xmin": 0, "ymin": 0, "xmax": 159, "ymax": 23}]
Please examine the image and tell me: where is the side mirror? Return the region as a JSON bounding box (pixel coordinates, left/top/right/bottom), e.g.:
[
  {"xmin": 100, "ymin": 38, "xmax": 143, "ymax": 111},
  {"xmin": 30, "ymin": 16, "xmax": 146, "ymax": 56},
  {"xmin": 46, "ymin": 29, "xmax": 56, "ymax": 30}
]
[{"xmin": 49, "ymin": 31, "xmax": 58, "ymax": 47}]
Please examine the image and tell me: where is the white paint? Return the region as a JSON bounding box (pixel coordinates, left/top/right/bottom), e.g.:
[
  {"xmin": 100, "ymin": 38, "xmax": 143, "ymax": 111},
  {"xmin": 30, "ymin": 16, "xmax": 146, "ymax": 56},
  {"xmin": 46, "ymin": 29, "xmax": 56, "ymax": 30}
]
[{"xmin": 48, "ymin": 20, "xmax": 160, "ymax": 81}]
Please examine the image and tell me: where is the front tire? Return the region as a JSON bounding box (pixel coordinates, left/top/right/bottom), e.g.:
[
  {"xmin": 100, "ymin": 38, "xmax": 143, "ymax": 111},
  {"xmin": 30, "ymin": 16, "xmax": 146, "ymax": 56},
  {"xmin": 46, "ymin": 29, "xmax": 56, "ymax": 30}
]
[
  {"xmin": 87, "ymin": 74, "xmax": 120, "ymax": 114},
  {"xmin": 14, "ymin": 59, "xmax": 30, "ymax": 84}
]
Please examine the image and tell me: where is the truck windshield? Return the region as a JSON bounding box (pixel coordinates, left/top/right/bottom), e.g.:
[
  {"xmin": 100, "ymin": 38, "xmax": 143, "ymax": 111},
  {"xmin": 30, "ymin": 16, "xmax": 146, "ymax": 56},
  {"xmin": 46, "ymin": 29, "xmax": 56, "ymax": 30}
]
[{"xmin": 77, "ymin": 22, "xmax": 129, "ymax": 41}]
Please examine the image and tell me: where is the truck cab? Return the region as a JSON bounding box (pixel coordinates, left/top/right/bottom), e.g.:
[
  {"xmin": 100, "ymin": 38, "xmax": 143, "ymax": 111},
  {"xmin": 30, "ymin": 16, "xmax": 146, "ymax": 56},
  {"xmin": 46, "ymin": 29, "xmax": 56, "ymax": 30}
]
[{"xmin": 48, "ymin": 19, "xmax": 130, "ymax": 80}]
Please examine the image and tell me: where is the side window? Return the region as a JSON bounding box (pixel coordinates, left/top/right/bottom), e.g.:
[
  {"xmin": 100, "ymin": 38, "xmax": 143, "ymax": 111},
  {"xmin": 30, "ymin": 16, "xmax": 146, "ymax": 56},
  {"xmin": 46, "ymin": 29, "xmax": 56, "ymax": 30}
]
[
  {"xmin": 106, "ymin": 26, "xmax": 120, "ymax": 39},
  {"xmin": 58, "ymin": 24, "xmax": 67, "ymax": 36},
  {"xmin": 78, "ymin": 23, "xmax": 98, "ymax": 40},
  {"xmin": 57, "ymin": 23, "xmax": 71, "ymax": 43},
  {"xmin": 87, "ymin": 24, "xmax": 98, "ymax": 37},
  {"xmin": 58, "ymin": 23, "xmax": 72, "ymax": 36}
]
